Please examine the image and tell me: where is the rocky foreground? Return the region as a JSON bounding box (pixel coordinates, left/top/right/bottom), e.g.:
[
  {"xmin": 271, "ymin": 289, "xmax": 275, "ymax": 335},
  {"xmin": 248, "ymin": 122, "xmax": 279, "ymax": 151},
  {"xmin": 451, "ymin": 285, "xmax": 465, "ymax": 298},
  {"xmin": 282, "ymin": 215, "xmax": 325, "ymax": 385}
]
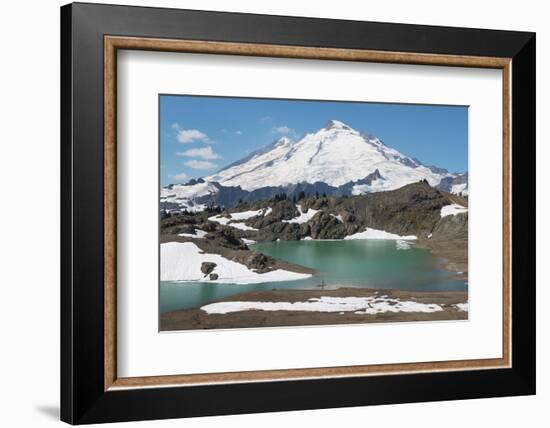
[{"xmin": 160, "ymin": 288, "xmax": 468, "ymax": 331}]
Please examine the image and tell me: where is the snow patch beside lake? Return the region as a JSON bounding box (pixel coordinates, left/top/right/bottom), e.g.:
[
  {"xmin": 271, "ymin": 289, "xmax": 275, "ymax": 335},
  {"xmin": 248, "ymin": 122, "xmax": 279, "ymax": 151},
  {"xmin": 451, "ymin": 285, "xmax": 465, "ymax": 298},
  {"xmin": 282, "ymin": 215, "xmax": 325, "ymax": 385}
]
[
  {"xmin": 161, "ymin": 242, "xmax": 310, "ymax": 284},
  {"xmin": 283, "ymin": 205, "xmax": 319, "ymax": 224},
  {"xmin": 201, "ymin": 295, "xmax": 444, "ymax": 315},
  {"xmin": 440, "ymin": 204, "xmax": 468, "ymax": 218},
  {"xmin": 344, "ymin": 228, "xmax": 417, "ymax": 241}
]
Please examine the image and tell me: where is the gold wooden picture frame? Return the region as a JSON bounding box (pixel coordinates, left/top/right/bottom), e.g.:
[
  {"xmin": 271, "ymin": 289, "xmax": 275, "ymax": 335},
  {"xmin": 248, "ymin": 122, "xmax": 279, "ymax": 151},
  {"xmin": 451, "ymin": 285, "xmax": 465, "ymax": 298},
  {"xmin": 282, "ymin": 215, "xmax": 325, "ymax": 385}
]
[{"xmin": 103, "ymin": 36, "xmax": 512, "ymax": 391}]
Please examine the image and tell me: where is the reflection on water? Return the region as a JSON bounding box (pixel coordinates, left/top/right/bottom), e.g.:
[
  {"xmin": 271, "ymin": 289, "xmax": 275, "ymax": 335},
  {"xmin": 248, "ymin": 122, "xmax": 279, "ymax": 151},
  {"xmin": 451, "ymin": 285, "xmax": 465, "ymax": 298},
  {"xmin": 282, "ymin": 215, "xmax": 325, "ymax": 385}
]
[{"xmin": 160, "ymin": 240, "xmax": 466, "ymax": 313}]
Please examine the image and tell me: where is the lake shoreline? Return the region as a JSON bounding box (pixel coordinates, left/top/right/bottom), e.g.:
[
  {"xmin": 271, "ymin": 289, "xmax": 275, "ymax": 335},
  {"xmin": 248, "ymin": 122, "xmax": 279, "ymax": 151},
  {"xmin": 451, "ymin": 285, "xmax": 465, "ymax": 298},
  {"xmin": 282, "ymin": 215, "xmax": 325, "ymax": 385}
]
[
  {"xmin": 160, "ymin": 287, "xmax": 468, "ymax": 331},
  {"xmin": 416, "ymin": 238, "xmax": 468, "ymax": 281}
]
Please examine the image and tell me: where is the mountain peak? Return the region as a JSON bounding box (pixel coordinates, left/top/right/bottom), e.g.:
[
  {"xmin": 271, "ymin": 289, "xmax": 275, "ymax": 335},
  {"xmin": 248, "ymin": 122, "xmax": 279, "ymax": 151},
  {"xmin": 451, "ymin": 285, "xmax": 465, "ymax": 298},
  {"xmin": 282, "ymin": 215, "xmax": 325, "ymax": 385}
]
[
  {"xmin": 276, "ymin": 136, "xmax": 292, "ymax": 145},
  {"xmin": 206, "ymin": 120, "xmax": 452, "ymax": 194},
  {"xmin": 324, "ymin": 119, "xmax": 353, "ymax": 131}
]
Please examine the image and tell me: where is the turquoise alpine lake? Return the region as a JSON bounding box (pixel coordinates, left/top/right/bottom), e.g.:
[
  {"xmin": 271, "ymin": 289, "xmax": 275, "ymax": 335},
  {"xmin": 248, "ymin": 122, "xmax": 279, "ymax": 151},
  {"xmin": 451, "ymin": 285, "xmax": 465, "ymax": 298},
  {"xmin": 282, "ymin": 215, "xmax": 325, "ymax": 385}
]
[{"xmin": 160, "ymin": 240, "xmax": 467, "ymax": 313}]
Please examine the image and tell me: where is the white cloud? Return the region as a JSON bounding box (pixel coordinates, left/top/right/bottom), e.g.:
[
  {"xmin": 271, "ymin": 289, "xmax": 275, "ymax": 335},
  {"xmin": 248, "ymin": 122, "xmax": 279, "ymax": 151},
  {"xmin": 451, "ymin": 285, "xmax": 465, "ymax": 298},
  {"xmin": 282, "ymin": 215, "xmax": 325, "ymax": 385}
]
[
  {"xmin": 177, "ymin": 129, "xmax": 210, "ymax": 144},
  {"xmin": 176, "ymin": 146, "xmax": 220, "ymax": 160},
  {"xmin": 234, "ymin": 130, "xmax": 243, "ymax": 135},
  {"xmin": 171, "ymin": 123, "xmax": 213, "ymax": 144},
  {"xmin": 184, "ymin": 160, "xmax": 218, "ymax": 170},
  {"xmin": 169, "ymin": 172, "xmax": 189, "ymax": 182},
  {"xmin": 272, "ymin": 125, "xmax": 293, "ymax": 135}
]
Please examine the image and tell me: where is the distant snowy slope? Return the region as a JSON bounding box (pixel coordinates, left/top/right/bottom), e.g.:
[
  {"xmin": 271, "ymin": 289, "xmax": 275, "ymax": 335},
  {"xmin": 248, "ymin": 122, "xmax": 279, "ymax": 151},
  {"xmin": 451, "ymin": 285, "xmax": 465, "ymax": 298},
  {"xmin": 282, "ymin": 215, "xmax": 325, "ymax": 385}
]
[
  {"xmin": 214, "ymin": 136, "xmax": 293, "ymax": 177},
  {"xmin": 437, "ymin": 172, "xmax": 468, "ymax": 196},
  {"xmin": 160, "ymin": 180, "xmax": 218, "ymax": 212}
]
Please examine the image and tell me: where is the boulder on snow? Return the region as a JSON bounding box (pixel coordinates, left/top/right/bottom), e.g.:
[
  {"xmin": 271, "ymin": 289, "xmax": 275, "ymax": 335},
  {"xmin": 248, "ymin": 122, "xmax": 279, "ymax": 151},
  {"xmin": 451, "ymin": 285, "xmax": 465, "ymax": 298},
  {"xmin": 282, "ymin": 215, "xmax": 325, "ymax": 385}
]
[{"xmin": 201, "ymin": 262, "xmax": 217, "ymax": 276}]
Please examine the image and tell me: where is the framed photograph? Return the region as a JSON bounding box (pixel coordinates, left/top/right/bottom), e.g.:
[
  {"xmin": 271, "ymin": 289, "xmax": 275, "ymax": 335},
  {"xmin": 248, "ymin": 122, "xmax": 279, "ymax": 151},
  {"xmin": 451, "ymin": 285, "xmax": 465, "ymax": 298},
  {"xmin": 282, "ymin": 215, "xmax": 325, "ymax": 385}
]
[{"xmin": 61, "ymin": 2, "xmax": 535, "ymax": 424}]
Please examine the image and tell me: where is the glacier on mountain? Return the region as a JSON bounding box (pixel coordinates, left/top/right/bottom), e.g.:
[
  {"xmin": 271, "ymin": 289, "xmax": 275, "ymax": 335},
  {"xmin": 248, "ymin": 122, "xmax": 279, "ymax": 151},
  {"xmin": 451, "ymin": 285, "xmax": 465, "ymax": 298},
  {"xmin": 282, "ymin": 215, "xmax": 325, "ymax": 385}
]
[
  {"xmin": 161, "ymin": 120, "xmax": 466, "ymax": 211},
  {"xmin": 207, "ymin": 120, "xmax": 453, "ymax": 192}
]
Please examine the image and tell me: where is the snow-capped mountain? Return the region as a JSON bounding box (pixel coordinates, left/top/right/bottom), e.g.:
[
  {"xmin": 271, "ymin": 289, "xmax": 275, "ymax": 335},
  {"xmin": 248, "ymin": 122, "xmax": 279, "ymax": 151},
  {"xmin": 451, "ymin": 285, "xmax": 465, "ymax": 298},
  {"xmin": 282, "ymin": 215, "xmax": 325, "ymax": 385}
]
[
  {"xmin": 161, "ymin": 120, "xmax": 463, "ymax": 212},
  {"xmin": 207, "ymin": 120, "xmax": 452, "ymax": 193}
]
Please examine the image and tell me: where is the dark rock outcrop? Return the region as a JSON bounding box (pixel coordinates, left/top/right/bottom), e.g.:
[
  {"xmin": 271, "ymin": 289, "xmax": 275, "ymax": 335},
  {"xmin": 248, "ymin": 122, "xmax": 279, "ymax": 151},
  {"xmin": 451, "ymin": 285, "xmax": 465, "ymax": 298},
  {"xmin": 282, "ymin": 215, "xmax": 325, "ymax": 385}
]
[
  {"xmin": 256, "ymin": 221, "xmax": 301, "ymax": 242},
  {"xmin": 431, "ymin": 212, "xmax": 468, "ymax": 239},
  {"xmin": 206, "ymin": 228, "xmax": 248, "ymax": 250},
  {"xmin": 201, "ymin": 262, "xmax": 216, "ymax": 276},
  {"xmin": 301, "ymin": 211, "xmax": 347, "ymax": 240}
]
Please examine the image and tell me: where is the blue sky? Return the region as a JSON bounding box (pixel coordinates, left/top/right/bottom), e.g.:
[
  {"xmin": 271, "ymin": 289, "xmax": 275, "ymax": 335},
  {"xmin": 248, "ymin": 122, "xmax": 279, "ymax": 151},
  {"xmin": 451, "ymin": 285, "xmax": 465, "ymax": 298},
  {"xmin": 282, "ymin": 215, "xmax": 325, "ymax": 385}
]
[{"xmin": 160, "ymin": 95, "xmax": 468, "ymax": 187}]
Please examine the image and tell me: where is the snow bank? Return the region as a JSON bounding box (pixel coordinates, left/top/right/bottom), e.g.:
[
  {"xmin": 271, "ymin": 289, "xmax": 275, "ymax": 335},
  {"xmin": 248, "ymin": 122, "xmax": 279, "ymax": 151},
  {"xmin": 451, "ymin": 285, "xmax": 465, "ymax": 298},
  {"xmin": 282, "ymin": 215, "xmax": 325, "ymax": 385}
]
[
  {"xmin": 229, "ymin": 209, "xmax": 265, "ymax": 220},
  {"xmin": 331, "ymin": 213, "xmax": 344, "ymax": 223},
  {"xmin": 283, "ymin": 205, "xmax": 319, "ymax": 224},
  {"xmin": 208, "ymin": 214, "xmax": 230, "ymax": 225},
  {"xmin": 440, "ymin": 204, "xmax": 468, "ymax": 218},
  {"xmin": 161, "ymin": 242, "xmax": 311, "ymax": 284},
  {"xmin": 201, "ymin": 295, "xmax": 444, "ymax": 315},
  {"xmin": 226, "ymin": 222, "xmax": 258, "ymax": 231},
  {"xmin": 178, "ymin": 229, "xmax": 208, "ymax": 239},
  {"xmin": 455, "ymin": 303, "xmax": 469, "ymax": 312},
  {"xmin": 344, "ymin": 227, "xmax": 417, "ymax": 240},
  {"xmin": 209, "ymin": 208, "xmax": 261, "ymax": 223},
  {"xmin": 242, "ymin": 238, "xmax": 256, "ymax": 244},
  {"xmin": 208, "ymin": 210, "xmax": 260, "ymax": 231}
]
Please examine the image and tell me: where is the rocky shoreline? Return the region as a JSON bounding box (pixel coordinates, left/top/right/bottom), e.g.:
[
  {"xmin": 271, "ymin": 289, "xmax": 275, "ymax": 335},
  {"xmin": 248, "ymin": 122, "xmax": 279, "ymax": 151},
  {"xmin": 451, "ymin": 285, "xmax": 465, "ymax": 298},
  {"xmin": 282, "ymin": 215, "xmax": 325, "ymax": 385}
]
[{"xmin": 160, "ymin": 288, "xmax": 468, "ymax": 331}]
